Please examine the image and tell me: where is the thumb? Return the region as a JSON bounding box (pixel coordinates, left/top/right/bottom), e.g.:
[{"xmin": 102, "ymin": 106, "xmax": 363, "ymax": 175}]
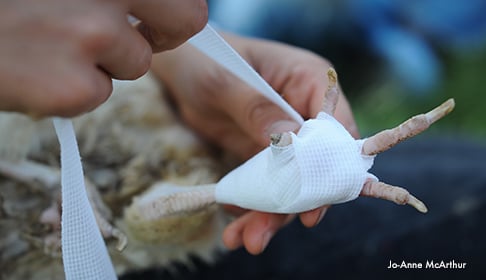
[
  {"xmin": 265, "ymin": 119, "xmax": 301, "ymax": 142},
  {"xmin": 219, "ymin": 81, "xmax": 301, "ymax": 149}
]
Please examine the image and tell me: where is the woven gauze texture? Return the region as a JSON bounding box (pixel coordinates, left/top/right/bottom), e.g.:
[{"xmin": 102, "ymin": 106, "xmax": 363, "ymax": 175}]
[
  {"xmin": 54, "ymin": 118, "xmax": 117, "ymax": 280},
  {"xmin": 215, "ymin": 112, "xmax": 376, "ymax": 213}
]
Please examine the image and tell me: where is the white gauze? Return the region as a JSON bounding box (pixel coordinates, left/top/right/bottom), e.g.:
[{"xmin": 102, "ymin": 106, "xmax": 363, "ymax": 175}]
[
  {"xmin": 215, "ymin": 112, "xmax": 377, "ymax": 213},
  {"xmin": 53, "ymin": 118, "xmax": 117, "ymax": 279}
]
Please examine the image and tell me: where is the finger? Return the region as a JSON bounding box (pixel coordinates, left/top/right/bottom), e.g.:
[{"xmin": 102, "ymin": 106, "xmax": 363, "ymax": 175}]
[
  {"xmin": 203, "ymin": 118, "xmax": 263, "ymax": 159},
  {"xmin": 214, "ymin": 76, "xmax": 300, "ymax": 148},
  {"xmin": 299, "ymin": 206, "xmax": 329, "ymax": 228},
  {"xmin": 22, "ymin": 65, "xmax": 112, "ymax": 118},
  {"xmin": 222, "ymin": 211, "xmax": 253, "ymax": 250},
  {"xmin": 181, "ymin": 107, "xmax": 263, "ymax": 159},
  {"xmin": 223, "ymin": 212, "xmax": 294, "ymax": 255},
  {"xmin": 223, "ymin": 204, "xmax": 250, "ymax": 217},
  {"xmin": 241, "ymin": 212, "xmax": 293, "ymax": 255},
  {"xmin": 96, "ymin": 19, "xmax": 152, "ymax": 80},
  {"xmin": 130, "ymin": 0, "xmax": 208, "ymax": 52}
]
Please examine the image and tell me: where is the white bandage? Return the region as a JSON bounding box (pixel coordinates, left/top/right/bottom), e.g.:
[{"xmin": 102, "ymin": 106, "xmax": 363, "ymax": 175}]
[
  {"xmin": 215, "ymin": 112, "xmax": 377, "ymax": 213},
  {"xmin": 53, "ymin": 118, "xmax": 117, "ymax": 280}
]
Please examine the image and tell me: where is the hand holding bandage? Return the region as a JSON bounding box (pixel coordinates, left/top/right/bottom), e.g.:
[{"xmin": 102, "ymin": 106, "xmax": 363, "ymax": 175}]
[{"xmin": 137, "ymin": 69, "xmax": 455, "ymax": 220}]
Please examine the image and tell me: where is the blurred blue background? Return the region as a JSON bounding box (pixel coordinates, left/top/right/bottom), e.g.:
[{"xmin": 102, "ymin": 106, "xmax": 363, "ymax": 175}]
[{"xmin": 208, "ymin": 0, "xmax": 486, "ymax": 138}]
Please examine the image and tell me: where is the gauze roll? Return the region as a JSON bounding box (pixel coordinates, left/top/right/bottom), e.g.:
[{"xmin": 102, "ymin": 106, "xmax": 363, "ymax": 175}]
[{"xmin": 215, "ymin": 112, "xmax": 377, "ymax": 213}]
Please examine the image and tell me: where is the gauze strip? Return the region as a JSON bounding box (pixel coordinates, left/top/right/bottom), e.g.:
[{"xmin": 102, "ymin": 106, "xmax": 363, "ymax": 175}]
[
  {"xmin": 53, "ymin": 118, "xmax": 117, "ymax": 280},
  {"xmin": 215, "ymin": 113, "xmax": 377, "ymax": 213},
  {"xmin": 189, "ymin": 24, "xmax": 304, "ymax": 125}
]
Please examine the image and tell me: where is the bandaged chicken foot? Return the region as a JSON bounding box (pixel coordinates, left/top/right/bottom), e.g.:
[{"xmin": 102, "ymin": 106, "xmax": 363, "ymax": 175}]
[
  {"xmin": 132, "ymin": 67, "xmax": 453, "ymax": 217},
  {"xmin": 271, "ymin": 68, "xmax": 453, "ymax": 213}
]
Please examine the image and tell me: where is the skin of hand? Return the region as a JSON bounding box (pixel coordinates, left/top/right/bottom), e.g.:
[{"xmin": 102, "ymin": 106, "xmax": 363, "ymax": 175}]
[
  {"xmin": 151, "ymin": 32, "xmax": 359, "ymax": 255},
  {"xmin": 0, "ymin": 0, "xmax": 207, "ymax": 117}
]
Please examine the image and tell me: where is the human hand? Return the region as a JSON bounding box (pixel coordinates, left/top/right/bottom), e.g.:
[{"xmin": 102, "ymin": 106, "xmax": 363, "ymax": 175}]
[
  {"xmin": 0, "ymin": 0, "xmax": 207, "ymax": 117},
  {"xmin": 151, "ymin": 32, "xmax": 358, "ymax": 254}
]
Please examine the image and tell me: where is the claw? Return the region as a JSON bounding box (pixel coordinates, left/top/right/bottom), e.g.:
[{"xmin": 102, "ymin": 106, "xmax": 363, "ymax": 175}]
[
  {"xmin": 407, "ymin": 194, "xmax": 428, "ymax": 214},
  {"xmin": 270, "ymin": 132, "xmax": 293, "ymax": 147},
  {"xmin": 362, "ymin": 98, "xmax": 455, "ymax": 156},
  {"xmin": 321, "ymin": 68, "xmax": 340, "ymax": 115},
  {"xmin": 425, "ymin": 98, "xmax": 455, "ymax": 124},
  {"xmin": 360, "ymin": 180, "xmax": 428, "ymax": 213}
]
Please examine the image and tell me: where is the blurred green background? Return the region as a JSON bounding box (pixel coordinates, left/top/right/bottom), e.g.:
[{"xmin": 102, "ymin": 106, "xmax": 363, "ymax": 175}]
[{"xmin": 351, "ymin": 48, "xmax": 486, "ymax": 140}]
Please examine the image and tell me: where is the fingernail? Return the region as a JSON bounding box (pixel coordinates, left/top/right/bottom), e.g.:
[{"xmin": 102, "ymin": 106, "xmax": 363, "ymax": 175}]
[
  {"xmin": 261, "ymin": 231, "xmax": 273, "ymax": 252},
  {"xmin": 266, "ymin": 120, "xmax": 300, "ymax": 136}
]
